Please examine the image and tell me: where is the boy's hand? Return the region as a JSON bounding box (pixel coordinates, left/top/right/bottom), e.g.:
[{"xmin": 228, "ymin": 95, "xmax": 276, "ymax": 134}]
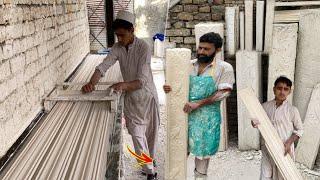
[
  {"xmin": 163, "ymin": 85, "xmax": 172, "ymax": 93},
  {"xmin": 183, "ymin": 102, "xmax": 200, "ymax": 113},
  {"xmin": 251, "ymin": 118, "xmax": 260, "ymax": 128},
  {"xmin": 284, "ymin": 141, "xmax": 293, "ymax": 156}
]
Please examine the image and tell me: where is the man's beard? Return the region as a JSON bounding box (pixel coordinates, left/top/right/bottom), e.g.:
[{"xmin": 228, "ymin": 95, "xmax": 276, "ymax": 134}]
[{"xmin": 197, "ymin": 52, "xmax": 216, "ymax": 64}]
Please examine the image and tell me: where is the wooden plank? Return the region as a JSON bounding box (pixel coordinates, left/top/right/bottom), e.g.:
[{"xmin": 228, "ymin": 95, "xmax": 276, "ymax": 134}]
[
  {"xmin": 267, "ymin": 23, "xmax": 298, "ymax": 103},
  {"xmin": 264, "ymin": 0, "xmax": 275, "ymax": 53},
  {"xmin": 236, "ymin": 51, "xmax": 261, "ymax": 150},
  {"xmin": 239, "ymin": 88, "xmax": 303, "ymax": 180},
  {"xmin": 275, "ymin": 1, "xmax": 320, "ymax": 7},
  {"xmin": 245, "ymin": 0, "xmax": 253, "ymax": 50},
  {"xmin": 240, "ymin": 11, "xmax": 245, "ymax": 50},
  {"xmin": 165, "ymin": 48, "xmax": 190, "ymax": 180},
  {"xmin": 295, "ymin": 84, "xmax": 320, "ymax": 169},
  {"xmin": 256, "ymin": 1, "xmax": 265, "ymax": 51}
]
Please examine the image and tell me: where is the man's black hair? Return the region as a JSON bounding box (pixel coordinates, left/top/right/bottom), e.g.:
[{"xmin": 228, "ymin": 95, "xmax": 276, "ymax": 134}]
[
  {"xmin": 274, "ymin": 76, "xmax": 293, "ymax": 87},
  {"xmin": 113, "ymin": 19, "xmax": 133, "ymax": 30},
  {"xmin": 199, "ymin": 32, "xmax": 223, "ymax": 49}
]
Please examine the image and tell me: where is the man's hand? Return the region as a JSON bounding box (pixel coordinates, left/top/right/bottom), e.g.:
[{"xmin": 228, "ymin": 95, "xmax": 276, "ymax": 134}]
[
  {"xmin": 111, "ymin": 82, "xmax": 128, "ymax": 92},
  {"xmin": 81, "ymin": 82, "xmax": 95, "ymax": 93},
  {"xmin": 183, "ymin": 102, "xmax": 200, "ymax": 113},
  {"xmin": 251, "ymin": 118, "xmax": 260, "ymax": 128},
  {"xmin": 163, "ymin": 85, "xmax": 172, "ymax": 94}
]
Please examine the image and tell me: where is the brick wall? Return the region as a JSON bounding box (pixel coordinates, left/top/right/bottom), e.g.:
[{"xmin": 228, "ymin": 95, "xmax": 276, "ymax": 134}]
[
  {"xmin": 0, "ymin": 0, "xmax": 90, "ymax": 157},
  {"xmin": 166, "ymin": 0, "xmax": 249, "ymax": 140}
]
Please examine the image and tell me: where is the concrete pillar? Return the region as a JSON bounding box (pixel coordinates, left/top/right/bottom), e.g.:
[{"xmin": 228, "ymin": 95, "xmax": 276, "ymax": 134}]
[
  {"xmin": 294, "ymin": 11, "xmax": 320, "ymax": 121},
  {"xmin": 240, "ymin": 11, "xmax": 245, "ymax": 50},
  {"xmin": 236, "ymin": 50, "xmax": 261, "ymax": 150},
  {"xmin": 245, "ymin": 0, "xmax": 253, "ymax": 50},
  {"xmin": 225, "ymin": 7, "xmax": 237, "ymax": 55},
  {"xmin": 268, "ymin": 23, "xmax": 298, "ymax": 103},
  {"xmin": 256, "ymin": 1, "xmax": 265, "ymax": 51},
  {"xmin": 165, "ymin": 48, "xmax": 190, "ymax": 180}
]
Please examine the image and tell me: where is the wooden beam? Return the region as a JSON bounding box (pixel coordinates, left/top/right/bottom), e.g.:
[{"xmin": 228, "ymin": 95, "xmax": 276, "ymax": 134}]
[
  {"xmin": 295, "ymin": 84, "xmax": 320, "ymax": 169},
  {"xmin": 165, "ymin": 48, "xmax": 190, "ymax": 180},
  {"xmin": 239, "ymin": 88, "xmax": 303, "ymax": 180},
  {"xmin": 275, "ymin": 1, "xmax": 320, "ymax": 7},
  {"xmin": 264, "ymin": 0, "xmax": 275, "ymax": 53}
]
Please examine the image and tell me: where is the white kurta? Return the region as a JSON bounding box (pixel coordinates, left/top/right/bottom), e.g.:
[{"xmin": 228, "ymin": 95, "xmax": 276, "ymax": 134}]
[
  {"xmin": 96, "ymin": 36, "xmax": 159, "ymax": 174},
  {"xmin": 260, "ymin": 100, "xmax": 303, "ymax": 180}
]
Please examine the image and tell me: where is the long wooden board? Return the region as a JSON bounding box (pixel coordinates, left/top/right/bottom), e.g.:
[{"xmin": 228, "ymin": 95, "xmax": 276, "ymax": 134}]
[
  {"xmin": 295, "ymin": 84, "xmax": 320, "ymax": 169},
  {"xmin": 239, "ymin": 88, "xmax": 303, "ymax": 180}
]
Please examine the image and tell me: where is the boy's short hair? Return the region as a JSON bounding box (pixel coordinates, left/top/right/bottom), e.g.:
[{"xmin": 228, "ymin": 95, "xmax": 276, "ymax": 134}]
[
  {"xmin": 113, "ymin": 19, "xmax": 133, "ymax": 30},
  {"xmin": 199, "ymin": 32, "xmax": 223, "ymax": 49},
  {"xmin": 274, "ymin": 76, "xmax": 293, "ymax": 87}
]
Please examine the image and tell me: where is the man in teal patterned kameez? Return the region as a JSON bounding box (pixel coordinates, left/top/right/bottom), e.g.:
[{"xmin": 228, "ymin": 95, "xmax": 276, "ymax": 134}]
[{"xmin": 164, "ymin": 32, "xmax": 235, "ymax": 179}]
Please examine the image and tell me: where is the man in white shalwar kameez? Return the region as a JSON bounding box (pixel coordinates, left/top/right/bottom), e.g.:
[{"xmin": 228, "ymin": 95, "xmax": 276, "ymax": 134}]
[
  {"xmin": 82, "ymin": 11, "xmax": 159, "ymax": 180},
  {"xmin": 252, "ymin": 76, "xmax": 303, "ymax": 180}
]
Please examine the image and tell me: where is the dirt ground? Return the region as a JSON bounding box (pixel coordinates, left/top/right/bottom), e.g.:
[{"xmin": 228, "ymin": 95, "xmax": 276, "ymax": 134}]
[{"xmin": 119, "ymin": 59, "xmax": 320, "ymax": 180}]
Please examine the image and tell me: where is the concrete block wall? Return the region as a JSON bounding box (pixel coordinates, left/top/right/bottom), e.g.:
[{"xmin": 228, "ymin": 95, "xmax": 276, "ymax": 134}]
[{"xmin": 0, "ymin": 0, "xmax": 90, "ymax": 157}]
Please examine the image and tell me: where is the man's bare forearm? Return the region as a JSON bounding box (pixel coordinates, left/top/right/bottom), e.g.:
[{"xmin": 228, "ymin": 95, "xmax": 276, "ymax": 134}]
[
  {"xmin": 89, "ymin": 70, "xmax": 102, "ymax": 85},
  {"xmin": 197, "ymin": 89, "xmax": 231, "ymax": 107},
  {"xmin": 125, "ymin": 80, "xmax": 142, "ymax": 92}
]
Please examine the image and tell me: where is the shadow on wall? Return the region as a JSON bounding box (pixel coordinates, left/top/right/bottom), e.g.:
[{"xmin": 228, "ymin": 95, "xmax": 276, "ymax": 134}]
[{"xmin": 134, "ymin": 0, "xmax": 169, "ymax": 50}]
